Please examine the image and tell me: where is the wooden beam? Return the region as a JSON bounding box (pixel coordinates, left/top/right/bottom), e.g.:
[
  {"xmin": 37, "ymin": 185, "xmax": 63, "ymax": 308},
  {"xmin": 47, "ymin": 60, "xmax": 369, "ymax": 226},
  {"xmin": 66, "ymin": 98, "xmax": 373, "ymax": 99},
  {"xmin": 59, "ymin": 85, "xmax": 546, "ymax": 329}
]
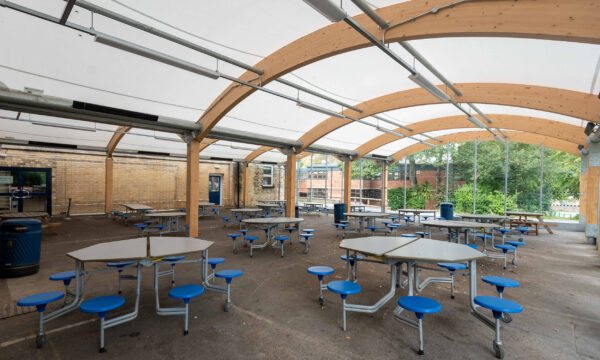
[
  {"xmin": 343, "ymin": 160, "xmax": 352, "ymax": 211},
  {"xmin": 356, "ymin": 114, "xmax": 586, "ymax": 159},
  {"xmin": 105, "ymin": 157, "xmax": 113, "ymax": 214},
  {"xmin": 391, "ymin": 130, "xmax": 579, "ymax": 161},
  {"xmin": 242, "ymin": 164, "xmax": 249, "ymax": 207},
  {"xmin": 107, "ymin": 126, "xmax": 131, "ymax": 156},
  {"xmin": 195, "ymin": 0, "xmax": 600, "ymax": 143},
  {"xmin": 285, "ymin": 153, "xmax": 297, "ymax": 217},
  {"xmin": 186, "ymin": 140, "xmax": 200, "ymax": 237}
]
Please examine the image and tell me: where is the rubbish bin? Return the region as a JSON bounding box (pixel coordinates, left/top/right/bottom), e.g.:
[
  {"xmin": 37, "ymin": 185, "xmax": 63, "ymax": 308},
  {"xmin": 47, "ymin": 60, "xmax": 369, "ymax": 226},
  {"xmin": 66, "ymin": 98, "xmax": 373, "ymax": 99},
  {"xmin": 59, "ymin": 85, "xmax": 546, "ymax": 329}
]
[
  {"xmin": 295, "ymin": 206, "xmax": 300, "ymax": 218},
  {"xmin": 440, "ymin": 203, "xmax": 454, "ymax": 220},
  {"xmin": 334, "ymin": 203, "xmax": 346, "ymax": 223},
  {"xmin": 0, "ymin": 219, "xmax": 42, "ymax": 277}
]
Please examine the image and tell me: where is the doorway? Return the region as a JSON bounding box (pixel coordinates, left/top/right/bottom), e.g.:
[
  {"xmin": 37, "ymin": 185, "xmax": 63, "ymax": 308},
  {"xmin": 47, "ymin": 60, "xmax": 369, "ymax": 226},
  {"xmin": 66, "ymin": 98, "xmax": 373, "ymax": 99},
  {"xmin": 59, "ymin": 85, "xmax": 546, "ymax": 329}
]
[
  {"xmin": 0, "ymin": 167, "xmax": 52, "ymax": 215},
  {"xmin": 208, "ymin": 174, "xmax": 222, "ymax": 206}
]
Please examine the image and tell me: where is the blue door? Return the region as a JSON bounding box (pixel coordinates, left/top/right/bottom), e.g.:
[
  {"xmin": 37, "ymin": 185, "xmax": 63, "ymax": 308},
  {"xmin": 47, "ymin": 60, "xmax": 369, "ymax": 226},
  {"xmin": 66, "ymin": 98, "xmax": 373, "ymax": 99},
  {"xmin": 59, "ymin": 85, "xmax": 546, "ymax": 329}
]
[
  {"xmin": 208, "ymin": 175, "xmax": 221, "ymax": 206},
  {"xmin": 0, "ymin": 167, "xmax": 52, "ymax": 215}
]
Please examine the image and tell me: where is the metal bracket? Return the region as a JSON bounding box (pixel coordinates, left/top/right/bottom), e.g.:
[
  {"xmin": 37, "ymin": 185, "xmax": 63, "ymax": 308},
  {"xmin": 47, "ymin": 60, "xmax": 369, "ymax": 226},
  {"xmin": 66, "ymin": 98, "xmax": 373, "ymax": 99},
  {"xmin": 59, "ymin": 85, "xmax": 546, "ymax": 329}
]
[{"xmin": 181, "ymin": 129, "xmax": 201, "ymax": 144}]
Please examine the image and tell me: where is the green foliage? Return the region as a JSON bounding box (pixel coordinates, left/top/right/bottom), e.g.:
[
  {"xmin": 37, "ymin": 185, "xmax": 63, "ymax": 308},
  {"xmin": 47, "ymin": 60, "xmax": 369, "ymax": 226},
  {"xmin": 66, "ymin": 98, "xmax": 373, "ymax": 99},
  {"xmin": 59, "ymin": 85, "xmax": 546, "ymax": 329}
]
[
  {"xmin": 347, "ymin": 159, "xmax": 381, "ymax": 180},
  {"xmin": 451, "ymin": 184, "xmax": 516, "ymax": 214},
  {"xmin": 388, "ymin": 183, "xmax": 433, "ymax": 210}
]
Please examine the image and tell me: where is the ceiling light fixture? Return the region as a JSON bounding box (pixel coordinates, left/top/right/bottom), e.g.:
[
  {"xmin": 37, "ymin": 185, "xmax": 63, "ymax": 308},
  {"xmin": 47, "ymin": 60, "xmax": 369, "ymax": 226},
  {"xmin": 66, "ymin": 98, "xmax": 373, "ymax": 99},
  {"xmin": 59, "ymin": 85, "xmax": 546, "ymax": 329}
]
[
  {"xmin": 301, "ymin": 0, "xmax": 347, "ymax": 22},
  {"xmin": 31, "ymin": 120, "xmax": 97, "ymax": 132},
  {"xmin": 297, "ymin": 100, "xmax": 344, "ymax": 119},
  {"xmin": 408, "ymin": 73, "xmax": 450, "ymax": 101},
  {"xmin": 94, "ymin": 32, "xmax": 220, "ymax": 79},
  {"xmin": 466, "ymin": 115, "xmax": 488, "ymax": 129}
]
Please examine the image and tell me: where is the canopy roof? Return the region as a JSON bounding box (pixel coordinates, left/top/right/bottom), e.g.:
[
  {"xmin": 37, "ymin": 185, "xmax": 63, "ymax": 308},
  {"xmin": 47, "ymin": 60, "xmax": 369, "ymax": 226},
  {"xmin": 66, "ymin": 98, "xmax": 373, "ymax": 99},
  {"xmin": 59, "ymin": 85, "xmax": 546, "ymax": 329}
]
[{"xmin": 0, "ymin": 0, "xmax": 598, "ymax": 162}]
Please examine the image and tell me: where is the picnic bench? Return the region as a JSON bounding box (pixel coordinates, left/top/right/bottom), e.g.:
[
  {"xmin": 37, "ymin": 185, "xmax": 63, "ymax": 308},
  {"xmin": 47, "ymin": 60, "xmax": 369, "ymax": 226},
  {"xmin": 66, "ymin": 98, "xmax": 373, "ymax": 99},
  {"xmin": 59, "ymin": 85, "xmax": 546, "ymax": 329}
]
[{"xmin": 505, "ymin": 211, "xmax": 555, "ymax": 235}]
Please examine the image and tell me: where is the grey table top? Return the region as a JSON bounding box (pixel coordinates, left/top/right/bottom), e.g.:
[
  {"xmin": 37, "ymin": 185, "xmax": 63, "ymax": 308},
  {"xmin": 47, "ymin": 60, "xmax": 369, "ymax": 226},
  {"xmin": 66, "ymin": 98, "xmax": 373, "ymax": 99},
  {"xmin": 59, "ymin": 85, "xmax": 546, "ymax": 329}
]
[
  {"xmin": 121, "ymin": 203, "xmax": 153, "ymax": 210},
  {"xmin": 385, "ymin": 239, "xmax": 486, "ymax": 262},
  {"xmin": 339, "ymin": 236, "xmax": 417, "ymax": 257},
  {"xmin": 230, "ymin": 208, "xmax": 262, "ymax": 213},
  {"xmin": 147, "ymin": 212, "xmax": 186, "ymax": 217},
  {"xmin": 67, "ymin": 237, "xmax": 213, "ymax": 262},
  {"xmin": 242, "ymin": 217, "xmax": 304, "ymax": 225},
  {"xmin": 460, "ymin": 214, "xmax": 508, "ymax": 220},
  {"xmin": 344, "ymin": 212, "xmax": 391, "ymax": 218},
  {"xmin": 421, "ymin": 220, "xmax": 500, "ymax": 229},
  {"xmin": 397, "ymin": 209, "xmax": 436, "ymax": 213}
]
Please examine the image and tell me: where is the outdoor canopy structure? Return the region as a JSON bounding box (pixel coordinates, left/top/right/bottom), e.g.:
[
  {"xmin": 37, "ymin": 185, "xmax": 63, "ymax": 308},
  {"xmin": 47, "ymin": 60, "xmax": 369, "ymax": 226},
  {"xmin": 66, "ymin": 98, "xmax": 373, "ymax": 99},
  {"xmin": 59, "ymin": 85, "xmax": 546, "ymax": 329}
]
[{"xmin": 0, "ymin": 0, "xmax": 599, "ymax": 238}]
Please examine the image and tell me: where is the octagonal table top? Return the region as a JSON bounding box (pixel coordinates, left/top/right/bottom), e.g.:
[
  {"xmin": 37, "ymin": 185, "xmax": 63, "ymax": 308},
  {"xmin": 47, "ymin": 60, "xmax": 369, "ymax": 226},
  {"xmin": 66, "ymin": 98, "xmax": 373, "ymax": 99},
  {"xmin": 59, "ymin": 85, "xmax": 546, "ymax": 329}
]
[{"xmin": 385, "ymin": 239, "xmax": 485, "ymax": 262}]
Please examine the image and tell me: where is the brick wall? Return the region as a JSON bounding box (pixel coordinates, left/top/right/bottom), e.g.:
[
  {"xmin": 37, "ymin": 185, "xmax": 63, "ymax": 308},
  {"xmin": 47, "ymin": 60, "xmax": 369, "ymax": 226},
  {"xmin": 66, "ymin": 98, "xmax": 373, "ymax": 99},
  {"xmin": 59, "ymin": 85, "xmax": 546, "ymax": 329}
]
[
  {"xmin": 0, "ymin": 146, "xmax": 241, "ymax": 215},
  {"xmin": 246, "ymin": 163, "xmax": 284, "ymax": 205}
]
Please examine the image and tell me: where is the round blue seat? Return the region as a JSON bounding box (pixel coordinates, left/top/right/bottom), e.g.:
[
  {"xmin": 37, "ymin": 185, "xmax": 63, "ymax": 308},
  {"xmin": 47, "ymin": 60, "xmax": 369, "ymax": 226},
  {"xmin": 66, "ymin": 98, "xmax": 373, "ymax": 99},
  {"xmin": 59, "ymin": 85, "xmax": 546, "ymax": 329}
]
[
  {"xmin": 106, "ymin": 261, "xmax": 134, "ymax": 268},
  {"xmin": 340, "ymin": 254, "xmax": 364, "ymax": 265},
  {"xmin": 80, "ymin": 295, "xmax": 125, "ymax": 315},
  {"xmin": 415, "ymin": 232, "xmax": 429, "ymax": 238},
  {"xmin": 245, "ymin": 236, "xmax": 259, "ymax": 242},
  {"xmin": 339, "ymin": 220, "xmax": 349, "ymax": 224},
  {"xmin": 215, "ymin": 269, "xmax": 243, "ymax": 284},
  {"xmin": 227, "ymin": 234, "xmax": 241, "ymax": 239},
  {"xmin": 382, "ymin": 221, "xmax": 391, "ymax": 226},
  {"xmin": 476, "ymin": 234, "xmax": 493, "ymax": 240},
  {"xmin": 154, "ymin": 225, "xmax": 167, "ymax": 230},
  {"xmin": 401, "ymin": 234, "xmax": 417, "ymax": 238},
  {"xmin": 506, "ymin": 241, "xmax": 526, "ymax": 247},
  {"xmin": 464, "ymin": 244, "xmax": 478, "ymax": 249},
  {"xmin": 275, "ymin": 236, "xmax": 289, "ymax": 241},
  {"xmin": 397, "ymin": 296, "xmax": 441, "ymax": 317},
  {"xmin": 474, "ymin": 296, "xmax": 522, "ymax": 316},
  {"xmin": 514, "ymin": 227, "xmax": 529, "ymax": 233},
  {"xmin": 497, "ymin": 228, "xmax": 511, "ymax": 234},
  {"xmin": 133, "ymin": 223, "xmax": 147, "ymax": 230},
  {"xmin": 300, "ymin": 233, "xmax": 314, "ymax": 239},
  {"xmin": 207, "ymin": 257, "xmax": 225, "ymax": 270},
  {"xmin": 494, "ymin": 244, "xmax": 516, "ymax": 252},
  {"xmin": 18, "ymin": 292, "xmax": 64, "ymax": 311},
  {"xmin": 327, "ymin": 280, "xmax": 361, "ymax": 298},
  {"xmin": 332, "ymin": 223, "xmax": 340, "ymax": 228},
  {"xmin": 168, "ymin": 284, "xmax": 205, "ymax": 303},
  {"xmin": 338, "ymin": 224, "xmax": 349, "ymax": 228},
  {"xmin": 238, "ymin": 229, "xmax": 248, "ymax": 235},
  {"xmin": 285, "ymin": 227, "xmax": 296, "ymax": 232},
  {"xmin": 437, "ymin": 262, "xmax": 467, "ymax": 271},
  {"xmin": 164, "ymin": 255, "xmax": 185, "ymax": 262},
  {"xmin": 482, "ymin": 276, "xmax": 520, "ymax": 294},
  {"xmin": 367, "ymin": 226, "xmax": 379, "ymax": 231},
  {"xmin": 303, "ymin": 229, "xmax": 315, "ymax": 233},
  {"xmin": 49, "ymin": 270, "xmax": 76, "ymax": 284},
  {"xmin": 307, "ymin": 266, "xmax": 334, "ymax": 277}
]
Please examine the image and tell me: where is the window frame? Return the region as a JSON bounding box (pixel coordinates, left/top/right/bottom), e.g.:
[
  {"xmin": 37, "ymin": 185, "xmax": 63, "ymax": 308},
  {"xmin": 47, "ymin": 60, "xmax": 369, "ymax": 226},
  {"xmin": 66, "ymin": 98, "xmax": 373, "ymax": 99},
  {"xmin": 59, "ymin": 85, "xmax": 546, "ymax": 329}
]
[{"xmin": 262, "ymin": 165, "xmax": 274, "ymax": 187}]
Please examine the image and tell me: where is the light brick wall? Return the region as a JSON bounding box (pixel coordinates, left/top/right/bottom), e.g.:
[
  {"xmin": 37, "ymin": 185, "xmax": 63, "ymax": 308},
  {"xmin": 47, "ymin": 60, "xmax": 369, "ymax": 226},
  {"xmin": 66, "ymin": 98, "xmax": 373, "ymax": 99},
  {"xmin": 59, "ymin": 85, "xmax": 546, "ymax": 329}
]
[
  {"xmin": 0, "ymin": 147, "xmax": 241, "ymax": 215},
  {"xmin": 246, "ymin": 163, "xmax": 284, "ymax": 206}
]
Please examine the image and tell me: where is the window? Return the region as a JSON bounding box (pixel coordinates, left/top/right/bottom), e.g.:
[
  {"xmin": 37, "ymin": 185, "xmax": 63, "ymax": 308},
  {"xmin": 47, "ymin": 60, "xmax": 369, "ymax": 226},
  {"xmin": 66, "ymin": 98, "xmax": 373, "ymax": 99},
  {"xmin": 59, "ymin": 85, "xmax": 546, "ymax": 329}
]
[{"xmin": 262, "ymin": 165, "xmax": 274, "ymax": 187}]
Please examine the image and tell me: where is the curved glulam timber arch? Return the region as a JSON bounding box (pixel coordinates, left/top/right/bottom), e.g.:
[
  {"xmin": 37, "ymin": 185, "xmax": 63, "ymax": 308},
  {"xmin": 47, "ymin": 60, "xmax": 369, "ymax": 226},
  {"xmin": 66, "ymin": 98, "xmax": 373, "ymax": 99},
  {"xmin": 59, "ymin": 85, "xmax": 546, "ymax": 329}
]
[
  {"xmin": 245, "ymin": 84, "xmax": 598, "ymax": 163},
  {"xmin": 390, "ymin": 130, "xmax": 579, "ymax": 162},
  {"xmin": 356, "ymin": 114, "xmax": 586, "ymax": 159},
  {"xmin": 194, "ymin": 0, "xmax": 600, "ymax": 142}
]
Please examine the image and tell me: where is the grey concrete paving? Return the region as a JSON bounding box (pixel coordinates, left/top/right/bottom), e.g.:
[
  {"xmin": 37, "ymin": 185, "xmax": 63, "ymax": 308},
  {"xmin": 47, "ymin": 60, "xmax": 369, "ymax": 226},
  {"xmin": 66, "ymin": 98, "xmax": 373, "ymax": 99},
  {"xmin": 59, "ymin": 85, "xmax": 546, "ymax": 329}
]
[{"xmin": 0, "ymin": 213, "xmax": 598, "ymax": 360}]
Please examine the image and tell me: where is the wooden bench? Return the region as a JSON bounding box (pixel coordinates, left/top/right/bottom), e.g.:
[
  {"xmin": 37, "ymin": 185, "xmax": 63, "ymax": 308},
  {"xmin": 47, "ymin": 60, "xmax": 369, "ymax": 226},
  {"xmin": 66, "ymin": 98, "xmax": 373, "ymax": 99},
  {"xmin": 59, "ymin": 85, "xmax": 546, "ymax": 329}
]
[{"xmin": 42, "ymin": 222, "xmax": 63, "ymax": 235}]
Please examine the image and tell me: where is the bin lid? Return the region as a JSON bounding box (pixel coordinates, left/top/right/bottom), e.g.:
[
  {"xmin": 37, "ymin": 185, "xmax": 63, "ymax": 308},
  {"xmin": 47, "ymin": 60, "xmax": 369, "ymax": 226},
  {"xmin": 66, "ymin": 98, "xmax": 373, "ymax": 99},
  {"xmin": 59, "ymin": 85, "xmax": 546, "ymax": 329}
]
[{"xmin": 1, "ymin": 218, "xmax": 43, "ymax": 228}]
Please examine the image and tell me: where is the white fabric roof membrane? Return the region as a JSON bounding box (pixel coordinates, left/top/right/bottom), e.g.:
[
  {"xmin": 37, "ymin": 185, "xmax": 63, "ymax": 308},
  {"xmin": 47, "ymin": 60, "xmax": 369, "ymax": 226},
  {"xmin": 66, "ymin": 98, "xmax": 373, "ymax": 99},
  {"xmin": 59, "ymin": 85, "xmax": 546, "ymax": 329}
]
[{"xmin": 0, "ymin": 0, "xmax": 597, "ymax": 161}]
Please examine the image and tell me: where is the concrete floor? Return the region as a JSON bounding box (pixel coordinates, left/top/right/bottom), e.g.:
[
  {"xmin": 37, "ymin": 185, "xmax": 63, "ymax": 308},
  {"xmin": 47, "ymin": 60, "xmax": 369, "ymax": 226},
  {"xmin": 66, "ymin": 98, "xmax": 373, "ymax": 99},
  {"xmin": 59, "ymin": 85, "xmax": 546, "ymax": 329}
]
[{"xmin": 0, "ymin": 213, "xmax": 599, "ymax": 360}]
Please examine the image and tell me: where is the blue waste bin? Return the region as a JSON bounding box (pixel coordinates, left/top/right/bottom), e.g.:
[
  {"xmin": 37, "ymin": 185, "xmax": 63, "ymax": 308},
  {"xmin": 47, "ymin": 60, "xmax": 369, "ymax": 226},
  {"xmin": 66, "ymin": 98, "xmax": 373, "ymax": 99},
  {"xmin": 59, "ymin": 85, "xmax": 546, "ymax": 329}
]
[
  {"xmin": 0, "ymin": 219, "xmax": 42, "ymax": 277},
  {"xmin": 440, "ymin": 203, "xmax": 454, "ymax": 220},
  {"xmin": 295, "ymin": 206, "xmax": 300, "ymax": 218},
  {"xmin": 334, "ymin": 203, "xmax": 346, "ymax": 223}
]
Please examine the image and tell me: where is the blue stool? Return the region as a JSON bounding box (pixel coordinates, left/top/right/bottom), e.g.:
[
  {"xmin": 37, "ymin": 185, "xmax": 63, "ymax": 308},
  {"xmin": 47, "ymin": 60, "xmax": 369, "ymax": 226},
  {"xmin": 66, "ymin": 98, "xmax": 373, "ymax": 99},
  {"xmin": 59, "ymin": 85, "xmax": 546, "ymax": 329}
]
[
  {"xmin": 482, "ymin": 276, "xmax": 520, "ymax": 323},
  {"xmin": 285, "ymin": 227, "xmax": 296, "ymax": 236},
  {"xmin": 303, "ymin": 229, "xmax": 315, "ymax": 234},
  {"xmin": 496, "ymin": 228, "xmax": 512, "ymax": 244},
  {"xmin": 474, "ymin": 296, "xmax": 522, "ymax": 359},
  {"xmin": 238, "ymin": 229, "xmax": 249, "ymax": 236},
  {"xmin": 49, "ymin": 270, "xmax": 76, "ymax": 304},
  {"xmin": 493, "ymin": 244, "xmax": 516, "ymax": 269},
  {"xmin": 299, "ymin": 233, "xmax": 313, "ymax": 254},
  {"xmin": 215, "ymin": 269, "xmax": 243, "ymax": 311},
  {"xmin": 274, "ymin": 236, "xmax": 289, "ymax": 257},
  {"xmin": 415, "ymin": 232, "xmax": 429, "ymax": 238},
  {"xmin": 153, "ymin": 225, "xmax": 167, "ymax": 235},
  {"xmin": 168, "ymin": 285, "xmax": 205, "ymax": 335},
  {"xmin": 228, "ymin": 234, "xmax": 242, "ymax": 254},
  {"xmin": 338, "ymin": 224, "xmax": 349, "ymax": 238},
  {"xmin": 327, "ymin": 280, "xmax": 361, "ymax": 331},
  {"xmin": 221, "ymin": 216, "xmax": 231, "ymax": 227},
  {"xmin": 389, "ymin": 215, "xmax": 399, "ymax": 223},
  {"xmin": 505, "ymin": 240, "xmax": 525, "ymax": 265},
  {"xmin": 143, "ymin": 220, "xmax": 153, "ymax": 225},
  {"xmin": 465, "ymin": 243, "xmax": 479, "ymax": 250},
  {"xmin": 397, "ymin": 296, "xmax": 442, "ymax": 355},
  {"xmin": 514, "ymin": 226, "xmax": 529, "ymax": 240},
  {"xmin": 386, "ymin": 224, "xmax": 399, "ymax": 235},
  {"xmin": 207, "ymin": 258, "xmax": 225, "ymax": 271},
  {"xmin": 437, "ymin": 263, "xmax": 467, "ymax": 299},
  {"xmin": 341, "ymin": 254, "xmax": 364, "ymax": 281},
  {"xmin": 307, "ymin": 266, "xmax": 334, "ymax": 307},
  {"xmin": 403, "ymin": 216, "xmax": 413, "ymax": 225},
  {"xmin": 244, "ymin": 236, "xmax": 259, "ymax": 257},
  {"xmin": 17, "ymin": 292, "xmax": 65, "ymax": 348},
  {"xmin": 162, "ymin": 255, "xmax": 185, "ymax": 287},
  {"xmin": 80, "ymin": 295, "xmax": 126, "ymax": 352},
  {"xmin": 401, "ymin": 233, "xmax": 418, "ymax": 238},
  {"xmin": 422, "ymin": 216, "xmax": 430, "ymax": 221},
  {"xmin": 106, "ymin": 261, "xmax": 135, "ymax": 294},
  {"xmin": 133, "ymin": 223, "xmax": 148, "ymax": 234},
  {"xmin": 367, "ymin": 226, "xmax": 379, "ymax": 235}
]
